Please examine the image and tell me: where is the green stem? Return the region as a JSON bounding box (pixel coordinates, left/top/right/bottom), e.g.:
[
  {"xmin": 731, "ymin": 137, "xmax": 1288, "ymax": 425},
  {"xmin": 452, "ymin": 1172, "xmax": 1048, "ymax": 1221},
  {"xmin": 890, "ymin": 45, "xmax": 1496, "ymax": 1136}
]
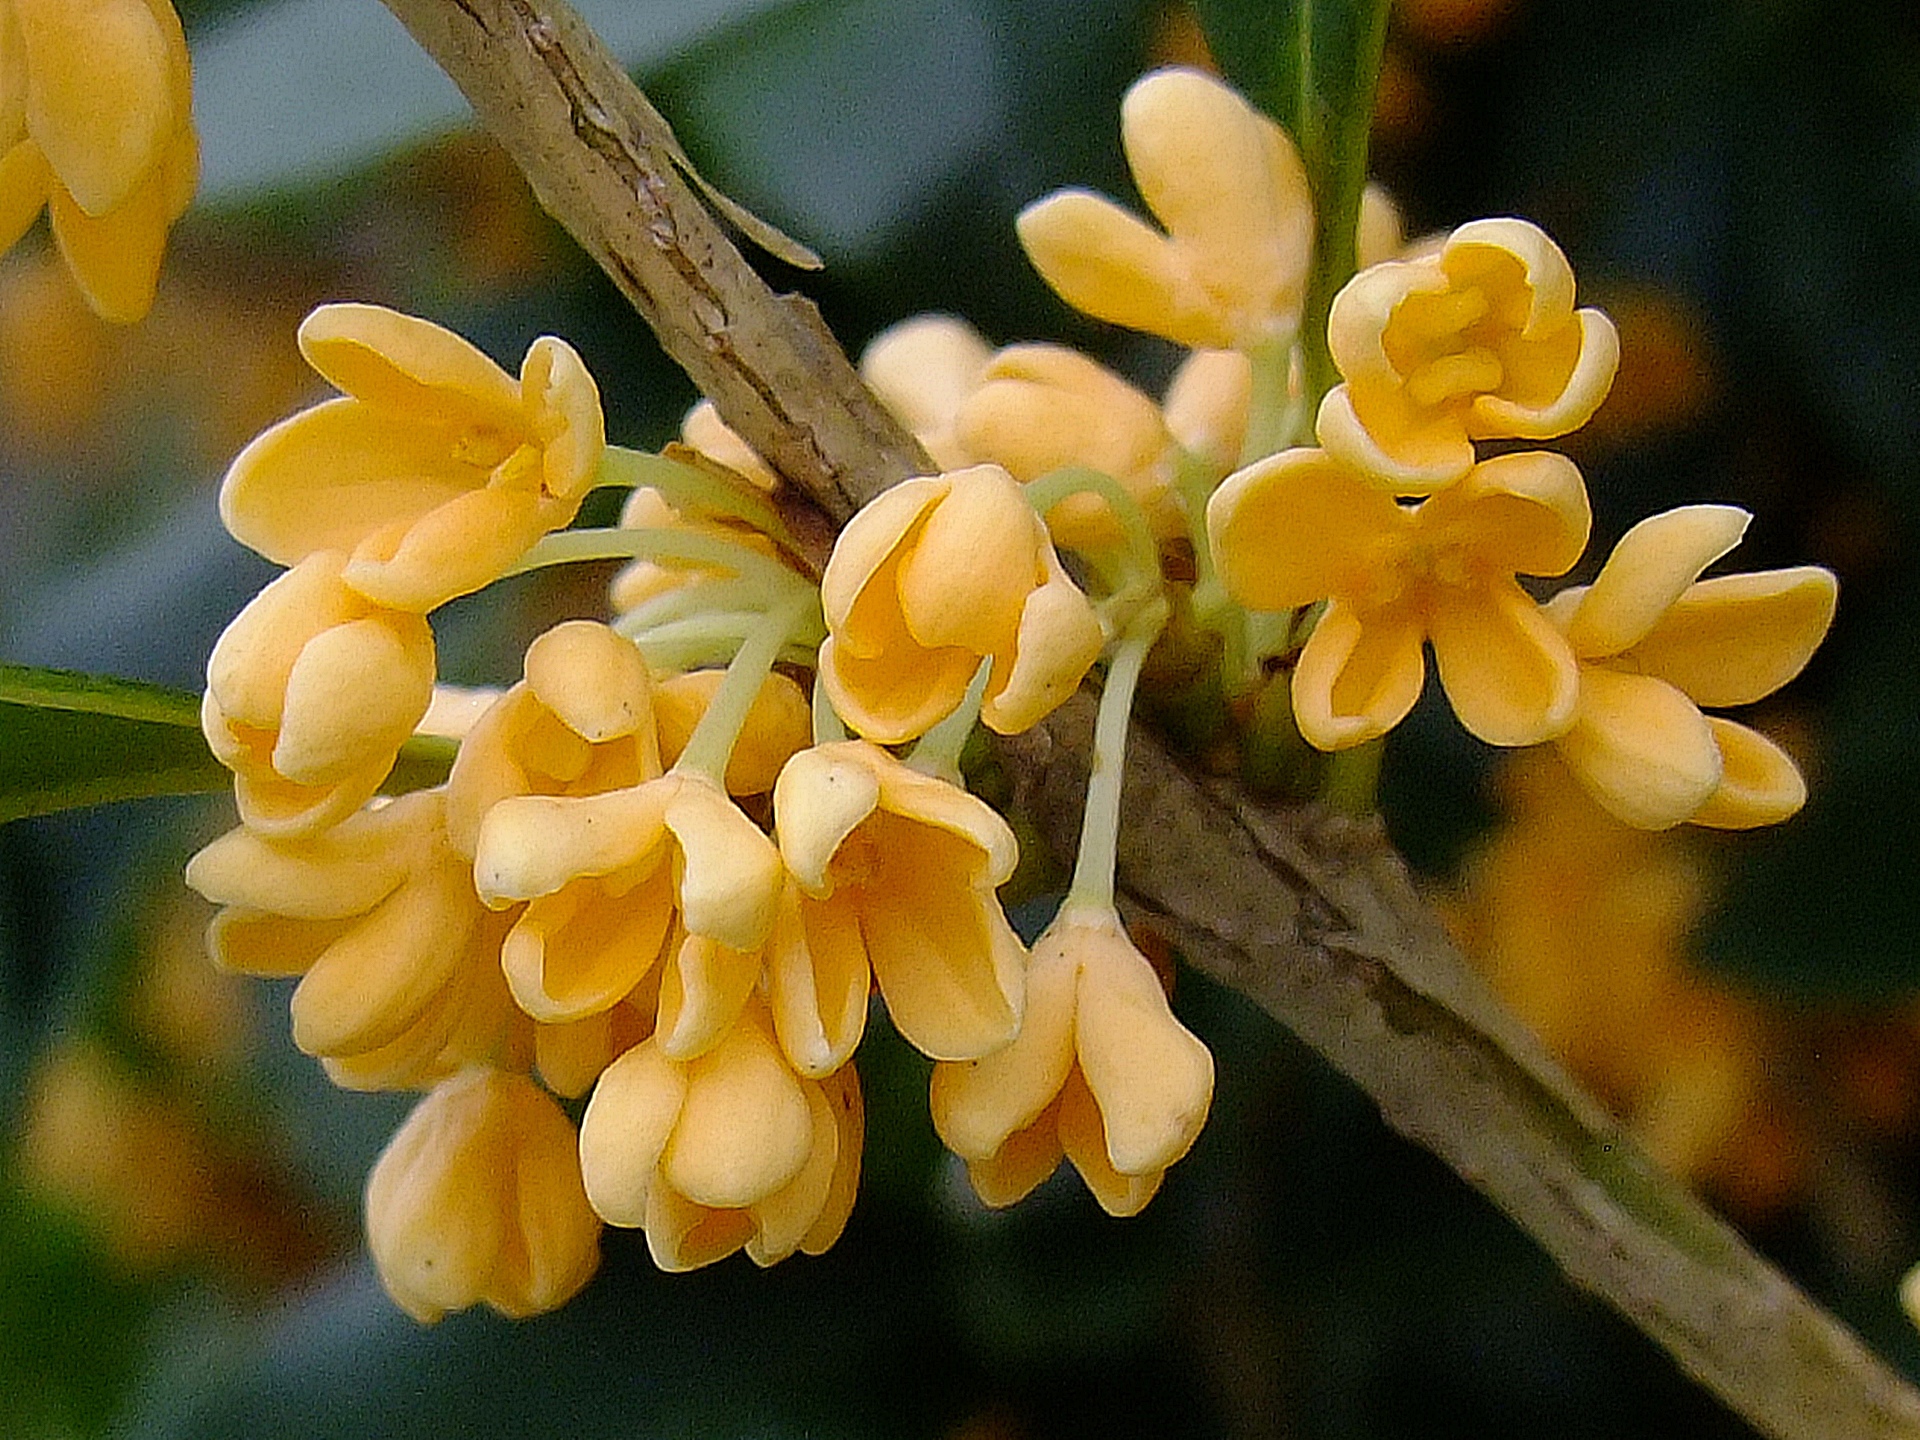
[
  {"xmin": 1294, "ymin": 4, "xmax": 1392, "ymax": 410},
  {"xmin": 671, "ymin": 591, "xmax": 815, "ymax": 785},
  {"xmin": 623, "ymin": 607, "xmax": 823, "ymax": 673},
  {"xmin": 1321, "ymin": 735, "xmax": 1383, "ymax": 816},
  {"xmin": 1065, "ymin": 597, "xmax": 1169, "ymax": 911},
  {"xmin": 1238, "ymin": 338, "xmax": 1305, "ymax": 467},
  {"xmin": 811, "ymin": 669, "xmax": 847, "ymax": 745},
  {"xmin": 612, "ymin": 573, "xmax": 771, "ymax": 632},
  {"xmin": 595, "ymin": 444, "xmax": 796, "ymax": 547},
  {"xmin": 1021, "ymin": 465, "xmax": 1162, "ymax": 595},
  {"xmin": 509, "ymin": 525, "xmax": 811, "ymax": 601},
  {"xmin": 905, "ymin": 658, "xmax": 991, "ymax": 785}
]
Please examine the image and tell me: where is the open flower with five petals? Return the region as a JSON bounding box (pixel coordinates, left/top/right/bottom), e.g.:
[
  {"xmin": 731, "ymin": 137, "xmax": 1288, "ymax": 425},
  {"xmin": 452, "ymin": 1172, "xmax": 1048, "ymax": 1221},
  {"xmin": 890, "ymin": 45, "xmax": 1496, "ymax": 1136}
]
[
  {"xmin": 366, "ymin": 1066, "xmax": 601, "ymax": 1322},
  {"xmin": 578, "ymin": 1001, "xmax": 862, "ymax": 1271},
  {"xmin": 1317, "ymin": 218, "xmax": 1619, "ymax": 492},
  {"xmin": 1207, "ymin": 447, "xmax": 1592, "ymax": 750},
  {"xmin": 768, "ymin": 740, "xmax": 1026, "ymax": 1077},
  {"xmin": 220, "ymin": 303, "xmax": 604, "ymax": 613},
  {"xmin": 1543, "ymin": 505, "xmax": 1837, "ymax": 829},
  {"xmin": 1017, "ymin": 67, "xmax": 1311, "ymax": 352},
  {"xmin": 931, "ymin": 905, "xmax": 1213, "ymax": 1217},
  {"xmin": 819, "ymin": 463, "xmax": 1106, "ymax": 743},
  {"xmin": 0, "ymin": 0, "xmax": 198, "ymax": 322}
]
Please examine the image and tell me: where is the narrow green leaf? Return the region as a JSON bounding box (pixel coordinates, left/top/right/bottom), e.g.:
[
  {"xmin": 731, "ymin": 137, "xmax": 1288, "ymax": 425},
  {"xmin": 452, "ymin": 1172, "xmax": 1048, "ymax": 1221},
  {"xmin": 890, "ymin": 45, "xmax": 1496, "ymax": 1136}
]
[
  {"xmin": 0, "ymin": 666, "xmax": 456, "ymax": 824},
  {"xmin": 1191, "ymin": 0, "xmax": 1391, "ymax": 398}
]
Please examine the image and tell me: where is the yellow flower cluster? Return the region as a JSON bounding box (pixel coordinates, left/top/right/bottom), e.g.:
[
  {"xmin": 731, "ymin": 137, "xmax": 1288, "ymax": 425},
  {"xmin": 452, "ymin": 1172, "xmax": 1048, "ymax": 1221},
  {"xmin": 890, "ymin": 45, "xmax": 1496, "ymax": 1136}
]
[
  {"xmin": 183, "ymin": 61, "xmax": 1843, "ymax": 1325},
  {"xmin": 0, "ymin": 0, "xmax": 197, "ymax": 322},
  {"xmin": 190, "ymin": 281, "xmax": 1225, "ymax": 1318}
]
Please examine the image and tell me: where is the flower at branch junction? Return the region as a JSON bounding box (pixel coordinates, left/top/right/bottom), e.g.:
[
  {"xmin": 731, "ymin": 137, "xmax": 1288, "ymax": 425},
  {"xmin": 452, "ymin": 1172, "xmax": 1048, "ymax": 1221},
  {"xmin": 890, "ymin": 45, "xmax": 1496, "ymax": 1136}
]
[
  {"xmin": 365, "ymin": 1066, "xmax": 601, "ymax": 1322},
  {"xmin": 1317, "ymin": 218, "xmax": 1619, "ymax": 492},
  {"xmin": 931, "ymin": 906, "xmax": 1212, "ymax": 1217},
  {"xmin": 1207, "ymin": 446, "xmax": 1591, "ymax": 749},
  {"xmin": 201, "ymin": 550, "xmax": 435, "ymax": 837},
  {"xmin": 0, "ymin": 0, "xmax": 198, "ymax": 322},
  {"xmin": 578, "ymin": 1001, "xmax": 862, "ymax": 1271},
  {"xmin": 220, "ymin": 303, "xmax": 603, "ymax": 613},
  {"xmin": 858, "ymin": 314, "xmax": 993, "ymax": 471},
  {"xmin": 818, "ymin": 463, "xmax": 1106, "ymax": 743},
  {"xmin": 1543, "ymin": 505, "xmax": 1837, "ymax": 829},
  {"xmin": 769, "ymin": 740, "xmax": 1026, "ymax": 1076},
  {"xmin": 1017, "ymin": 67, "xmax": 1312, "ymax": 352},
  {"xmin": 955, "ymin": 343, "xmax": 1185, "ymax": 551}
]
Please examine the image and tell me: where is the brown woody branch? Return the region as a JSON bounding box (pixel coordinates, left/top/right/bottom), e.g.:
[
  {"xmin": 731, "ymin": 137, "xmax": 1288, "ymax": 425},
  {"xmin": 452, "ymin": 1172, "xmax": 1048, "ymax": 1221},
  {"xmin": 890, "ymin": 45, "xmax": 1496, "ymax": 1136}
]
[{"xmin": 376, "ymin": 2, "xmax": 1920, "ymax": 1436}]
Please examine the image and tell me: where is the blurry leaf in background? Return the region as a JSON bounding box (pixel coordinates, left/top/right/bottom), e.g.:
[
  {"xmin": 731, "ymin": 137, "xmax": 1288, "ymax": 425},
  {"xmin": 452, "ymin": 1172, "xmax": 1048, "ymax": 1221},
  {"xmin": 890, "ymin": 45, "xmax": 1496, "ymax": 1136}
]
[
  {"xmin": 0, "ymin": 667, "xmax": 226, "ymax": 822},
  {"xmin": 190, "ymin": 0, "xmax": 803, "ymax": 202},
  {"xmin": 0, "ymin": 666, "xmax": 456, "ymax": 826}
]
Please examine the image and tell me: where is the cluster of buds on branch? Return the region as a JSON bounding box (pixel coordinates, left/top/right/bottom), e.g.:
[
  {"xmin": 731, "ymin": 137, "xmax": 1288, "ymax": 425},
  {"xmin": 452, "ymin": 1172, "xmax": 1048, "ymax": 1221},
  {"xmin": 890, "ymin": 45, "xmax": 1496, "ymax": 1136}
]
[{"xmin": 177, "ymin": 63, "xmax": 1835, "ymax": 1326}]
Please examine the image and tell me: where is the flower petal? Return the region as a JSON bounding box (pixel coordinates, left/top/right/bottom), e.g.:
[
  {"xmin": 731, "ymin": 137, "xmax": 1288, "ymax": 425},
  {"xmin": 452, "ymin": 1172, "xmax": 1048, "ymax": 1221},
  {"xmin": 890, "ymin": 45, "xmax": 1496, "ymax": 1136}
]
[
  {"xmin": 965, "ymin": 1107, "xmax": 1065, "ymax": 1208},
  {"xmin": 1429, "ymin": 580, "xmax": 1579, "ymax": 746},
  {"xmin": 929, "ymin": 938, "xmax": 1075, "ymax": 1158},
  {"xmin": 818, "ymin": 476, "xmax": 946, "ymax": 642},
  {"xmin": 1421, "ymin": 450, "xmax": 1591, "ymax": 579},
  {"xmin": 16, "ymin": 0, "xmax": 180, "ymax": 214},
  {"xmin": 219, "ymin": 397, "xmax": 491, "ymax": 571},
  {"xmin": 1058, "ymin": 1068, "xmax": 1162, "ymax": 1218},
  {"xmin": 579, "ymin": 1039, "xmax": 687, "ymax": 1228},
  {"xmin": 663, "ymin": 1013, "xmax": 813, "ymax": 1209},
  {"xmin": 895, "ymin": 464, "xmax": 1037, "ymax": 653},
  {"xmin": 655, "ymin": 931, "xmax": 761, "ymax": 1061},
  {"xmin": 1689, "ymin": 718, "xmax": 1807, "ymax": 829},
  {"xmin": 1070, "ymin": 921, "xmax": 1213, "ymax": 1176},
  {"xmin": 342, "ymin": 483, "xmax": 575, "ymax": 613},
  {"xmin": 979, "ymin": 546, "xmax": 1105, "ymax": 735},
  {"xmin": 1016, "ymin": 189, "xmax": 1217, "ymax": 346},
  {"xmin": 524, "ymin": 620, "xmax": 654, "ymax": 744},
  {"xmin": 521, "ymin": 334, "xmax": 604, "ymax": 501},
  {"xmin": 273, "ymin": 614, "xmax": 435, "ymax": 785},
  {"xmin": 298, "ymin": 302, "xmax": 522, "ymax": 433},
  {"xmin": 768, "ymin": 886, "xmax": 871, "ymax": 1078},
  {"xmin": 1556, "ymin": 667, "xmax": 1721, "ymax": 829},
  {"xmin": 1627, "ymin": 567, "xmax": 1837, "ymax": 708},
  {"xmin": 861, "ymin": 817, "xmax": 1024, "ymax": 1060},
  {"xmin": 772, "ymin": 741, "xmax": 882, "ymax": 897},
  {"xmin": 664, "ymin": 775, "xmax": 783, "ymax": 952},
  {"xmin": 1207, "ymin": 447, "xmax": 1403, "ymax": 613},
  {"xmin": 500, "ymin": 864, "xmax": 674, "ymax": 1023},
  {"xmin": 290, "ymin": 851, "xmax": 476, "ymax": 1058},
  {"xmin": 1291, "ymin": 598, "xmax": 1426, "ymax": 750},
  {"xmin": 1562, "ymin": 505, "xmax": 1750, "ymax": 659}
]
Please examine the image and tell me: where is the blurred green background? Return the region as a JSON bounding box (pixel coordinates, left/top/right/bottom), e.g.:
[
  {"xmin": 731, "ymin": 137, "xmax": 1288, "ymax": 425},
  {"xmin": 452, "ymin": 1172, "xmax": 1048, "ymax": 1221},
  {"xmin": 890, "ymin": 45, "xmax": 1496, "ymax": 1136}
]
[{"xmin": 3, "ymin": 0, "xmax": 1919, "ymax": 1436}]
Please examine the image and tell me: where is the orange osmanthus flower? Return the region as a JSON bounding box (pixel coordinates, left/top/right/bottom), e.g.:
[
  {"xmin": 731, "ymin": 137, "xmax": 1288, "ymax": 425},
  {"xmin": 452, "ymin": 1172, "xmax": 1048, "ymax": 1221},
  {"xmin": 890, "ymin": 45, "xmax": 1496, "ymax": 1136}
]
[
  {"xmin": 1017, "ymin": 67, "xmax": 1312, "ymax": 352},
  {"xmin": 1317, "ymin": 218, "xmax": 1619, "ymax": 492},
  {"xmin": 1207, "ymin": 446, "xmax": 1591, "ymax": 749},
  {"xmin": 1544, "ymin": 505, "xmax": 1837, "ymax": 829},
  {"xmin": 931, "ymin": 906, "xmax": 1213, "ymax": 1217},
  {"xmin": 0, "ymin": 0, "xmax": 198, "ymax": 321},
  {"xmin": 220, "ymin": 303, "xmax": 603, "ymax": 613},
  {"xmin": 366, "ymin": 1067, "xmax": 601, "ymax": 1322},
  {"xmin": 818, "ymin": 463, "xmax": 1105, "ymax": 744},
  {"xmin": 769, "ymin": 740, "xmax": 1026, "ymax": 1076}
]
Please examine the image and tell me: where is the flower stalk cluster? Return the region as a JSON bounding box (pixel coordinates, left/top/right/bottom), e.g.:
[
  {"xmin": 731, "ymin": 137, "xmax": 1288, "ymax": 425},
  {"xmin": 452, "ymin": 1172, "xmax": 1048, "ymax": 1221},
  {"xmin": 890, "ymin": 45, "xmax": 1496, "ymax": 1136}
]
[{"xmin": 188, "ymin": 62, "xmax": 1837, "ymax": 1324}]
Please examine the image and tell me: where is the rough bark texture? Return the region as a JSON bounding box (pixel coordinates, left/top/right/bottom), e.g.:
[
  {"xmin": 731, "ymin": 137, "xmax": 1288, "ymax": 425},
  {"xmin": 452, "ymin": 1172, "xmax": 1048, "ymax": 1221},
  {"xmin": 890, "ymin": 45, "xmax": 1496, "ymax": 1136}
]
[{"xmin": 378, "ymin": 3, "xmax": 1920, "ymax": 1436}]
